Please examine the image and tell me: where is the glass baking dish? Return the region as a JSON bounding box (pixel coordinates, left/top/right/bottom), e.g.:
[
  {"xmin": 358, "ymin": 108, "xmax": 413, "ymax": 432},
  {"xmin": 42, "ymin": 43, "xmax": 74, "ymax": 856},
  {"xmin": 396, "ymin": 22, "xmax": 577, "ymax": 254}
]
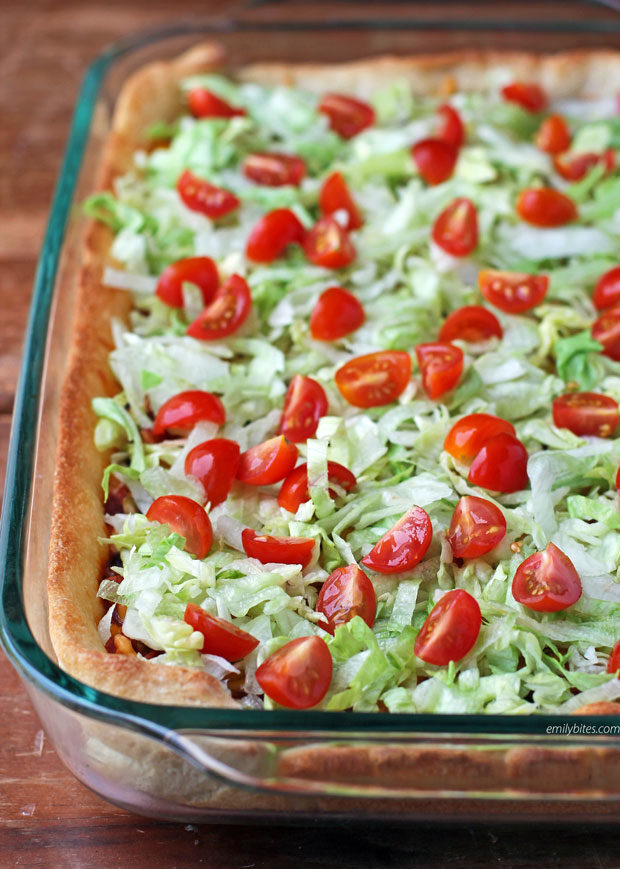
[{"xmin": 5, "ymin": 3, "xmax": 620, "ymax": 824}]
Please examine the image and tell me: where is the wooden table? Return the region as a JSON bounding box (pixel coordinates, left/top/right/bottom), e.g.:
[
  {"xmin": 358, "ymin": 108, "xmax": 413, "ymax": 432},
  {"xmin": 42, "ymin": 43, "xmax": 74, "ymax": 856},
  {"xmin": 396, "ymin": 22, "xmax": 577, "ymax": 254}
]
[{"xmin": 4, "ymin": 2, "xmax": 620, "ymax": 865}]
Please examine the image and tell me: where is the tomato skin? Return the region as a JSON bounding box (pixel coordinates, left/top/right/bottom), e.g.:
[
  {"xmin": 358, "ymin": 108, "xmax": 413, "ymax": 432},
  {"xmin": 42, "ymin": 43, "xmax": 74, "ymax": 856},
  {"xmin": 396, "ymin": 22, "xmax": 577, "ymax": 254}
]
[
  {"xmin": 184, "ymin": 603, "xmax": 258, "ymax": 661},
  {"xmin": 310, "ymin": 286, "xmax": 365, "ymax": 341},
  {"xmin": 153, "ymin": 390, "xmax": 226, "ymax": 436},
  {"xmin": 594, "ymin": 267, "xmax": 620, "ymax": 311},
  {"xmin": 432, "ymin": 197, "xmax": 478, "ymax": 257},
  {"xmin": 535, "ymin": 114, "xmax": 571, "ymax": 154},
  {"xmin": 246, "ymin": 209, "xmax": 306, "ymax": 263},
  {"xmin": 439, "ymin": 305, "xmax": 502, "ymax": 343},
  {"xmin": 516, "ymin": 187, "xmax": 578, "ymax": 227},
  {"xmin": 318, "ymin": 93, "xmax": 375, "ymax": 139},
  {"xmin": 415, "ymin": 342, "xmax": 464, "ymax": 400},
  {"xmin": 468, "ymin": 433, "xmax": 529, "ymax": 493},
  {"xmin": 184, "ymin": 438, "xmax": 241, "ymax": 507},
  {"xmin": 241, "ymin": 528, "xmax": 314, "ymax": 568},
  {"xmin": 478, "ymin": 269, "xmax": 549, "ymax": 314},
  {"xmin": 243, "ymin": 152, "xmax": 306, "ymax": 187},
  {"xmin": 278, "ymin": 461, "xmax": 356, "ymax": 513},
  {"xmin": 444, "ymin": 414, "xmax": 516, "ymax": 463},
  {"xmin": 501, "ymin": 82, "xmax": 547, "ymax": 113},
  {"xmin": 177, "ymin": 170, "xmax": 239, "ymax": 219},
  {"xmin": 361, "ymin": 506, "xmax": 433, "ymax": 575},
  {"xmin": 512, "ymin": 542, "xmax": 582, "ymax": 612},
  {"xmin": 316, "ymin": 564, "xmax": 377, "ymax": 635},
  {"xmin": 278, "ymin": 375, "xmax": 328, "ymax": 443},
  {"xmin": 552, "ymin": 392, "xmax": 619, "ymax": 438},
  {"xmin": 319, "ymin": 171, "xmax": 362, "ymax": 230},
  {"xmin": 156, "ymin": 256, "xmax": 219, "ymax": 308},
  {"xmin": 186, "ymin": 274, "xmax": 252, "ymax": 340},
  {"xmin": 303, "ymin": 216, "xmax": 356, "ymax": 269},
  {"xmin": 237, "ymin": 435, "xmax": 299, "ymax": 486},
  {"xmin": 335, "ymin": 350, "xmax": 412, "ymax": 408},
  {"xmin": 447, "ymin": 496, "xmax": 507, "ymax": 559},
  {"xmin": 412, "ymin": 138, "xmax": 458, "ymax": 185},
  {"xmin": 436, "ymin": 104, "xmax": 465, "ymax": 149},
  {"xmin": 553, "ymin": 149, "xmax": 615, "ymax": 182},
  {"xmin": 414, "ymin": 589, "xmax": 481, "ymax": 666},
  {"xmin": 146, "ymin": 495, "xmax": 213, "ymax": 559},
  {"xmin": 592, "ymin": 306, "xmax": 620, "ymax": 361},
  {"xmin": 256, "ymin": 635, "xmax": 333, "ymax": 709},
  {"xmin": 607, "ymin": 640, "xmax": 620, "ymax": 674},
  {"xmin": 188, "ymin": 88, "xmax": 245, "ymax": 119}
]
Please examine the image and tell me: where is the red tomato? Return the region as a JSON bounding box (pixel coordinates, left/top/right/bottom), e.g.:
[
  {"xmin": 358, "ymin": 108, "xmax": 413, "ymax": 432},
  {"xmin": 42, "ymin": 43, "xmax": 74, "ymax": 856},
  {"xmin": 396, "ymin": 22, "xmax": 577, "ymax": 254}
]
[
  {"xmin": 186, "ymin": 274, "xmax": 251, "ymax": 341},
  {"xmin": 414, "ymin": 589, "xmax": 481, "ymax": 666},
  {"xmin": 512, "ymin": 542, "xmax": 582, "ymax": 612},
  {"xmin": 146, "ymin": 495, "xmax": 212, "ymax": 559},
  {"xmin": 552, "ymin": 392, "xmax": 619, "ymax": 438},
  {"xmin": 187, "ymin": 88, "xmax": 245, "ymax": 119},
  {"xmin": 415, "ymin": 342, "xmax": 464, "ymax": 400},
  {"xmin": 237, "ymin": 435, "xmax": 299, "ymax": 486},
  {"xmin": 335, "ymin": 351, "xmax": 411, "ymax": 408},
  {"xmin": 361, "ymin": 506, "xmax": 432, "ymax": 575},
  {"xmin": 303, "ymin": 216, "xmax": 356, "ymax": 269},
  {"xmin": 256, "ymin": 635, "xmax": 333, "ymax": 709},
  {"xmin": 592, "ymin": 306, "xmax": 620, "ymax": 361},
  {"xmin": 246, "ymin": 209, "xmax": 306, "ymax": 263},
  {"xmin": 156, "ymin": 256, "xmax": 219, "ymax": 308},
  {"xmin": 310, "ymin": 286, "xmax": 365, "ymax": 341},
  {"xmin": 185, "ymin": 438, "xmax": 241, "ymax": 507},
  {"xmin": 607, "ymin": 640, "xmax": 620, "ymax": 674},
  {"xmin": 278, "ymin": 461, "xmax": 356, "ymax": 513},
  {"xmin": 593, "ymin": 266, "xmax": 620, "ymax": 310},
  {"xmin": 501, "ymin": 82, "xmax": 547, "ymax": 113},
  {"xmin": 447, "ymin": 496, "xmax": 507, "ymax": 559},
  {"xmin": 318, "ymin": 93, "xmax": 375, "ymax": 139},
  {"xmin": 468, "ymin": 433, "xmax": 529, "ymax": 493},
  {"xmin": 535, "ymin": 114, "xmax": 571, "ymax": 154},
  {"xmin": 553, "ymin": 149, "xmax": 615, "ymax": 182},
  {"xmin": 516, "ymin": 187, "xmax": 578, "ymax": 227},
  {"xmin": 432, "ymin": 197, "xmax": 478, "ymax": 257},
  {"xmin": 439, "ymin": 306, "xmax": 502, "ymax": 343},
  {"xmin": 617, "ymin": 464, "xmax": 620, "ymax": 492},
  {"xmin": 241, "ymin": 528, "xmax": 314, "ymax": 568},
  {"xmin": 436, "ymin": 104, "xmax": 465, "ymax": 149},
  {"xmin": 243, "ymin": 152, "xmax": 306, "ymax": 187},
  {"xmin": 444, "ymin": 413, "xmax": 516, "ymax": 463},
  {"xmin": 411, "ymin": 138, "xmax": 458, "ymax": 185},
  {"xmin": 153, "ymin": 390, "xmax": 226, "ymax": 437},
  {"xmin": 478, "ymin": 269, "xmax": 549, "ymax": 314},
  {"xmin": 319, "ymin": 171, "xmax": 363, "ymax": 230},
  {"xmin": 177, "ymin": 170, "xmax": 239, "ymax": 219},
  {"xmin": 184, "ymin": 603, "xmax": 258, "ymax": 661},
  {"xmin": 278, "ymin": 375, "xmax": 328, "ymax": 443},
  {"xmin": 316, "ymin": 564, "xmax": 376, "ymax": 635}
]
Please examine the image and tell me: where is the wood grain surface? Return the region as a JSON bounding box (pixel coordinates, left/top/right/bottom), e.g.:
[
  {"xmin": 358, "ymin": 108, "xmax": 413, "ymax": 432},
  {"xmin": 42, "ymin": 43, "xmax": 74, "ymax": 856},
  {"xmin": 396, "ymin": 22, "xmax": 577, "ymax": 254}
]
[{"xmin": 4, "ymin": 1, "xmax": 620, "ymax": 866}]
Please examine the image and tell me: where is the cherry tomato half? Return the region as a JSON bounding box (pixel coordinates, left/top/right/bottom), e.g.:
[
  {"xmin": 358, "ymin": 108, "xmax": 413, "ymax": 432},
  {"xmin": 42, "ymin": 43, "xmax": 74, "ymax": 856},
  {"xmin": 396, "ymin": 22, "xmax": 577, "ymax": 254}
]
[
  {"xmin": 156, "ymin": 256, "xmax": 219, "ymax": 308},
  {"xmin": 447, "ymin": 495, "xmax": 507, "ymax": 559},
  {"xmin": 516, "ymin": 187, "xmax": 578, "ymax": 227},
  {"xmin": 468, "ymin": 433, "xmax": 529, "ymax": 493},
  {"xmin": 187, "ymin": 88, "xmax": 245, "ymax": 119},
  {"xmin": 361, "ymin": 506, "xmax": 432, "ymax": 575},
  {"xmin": 478, "ymin": 269, "xmax": 549, "ymax": 314},
  {"xmin": 553, "ymin": 149, "xmax": 615, "ymax": 182},
  {"xmin": 535, "ymin": 114, "xmax": 571, "ymax": 154},
  {"xmin": 439, "ymin": 306, "xmax": 502, "ymax": 343},
  {"xmin": 146, "ymin": 495, "xmax": 212, "ymax": 559},
  {"xmin": 501, "ymin": 82, "xmax": 547, "ymax": 113},
  {"xmin": 310, "ymin": 286, "xmax": 365, "ymax": 341},
  {"xmin": 607, "ymin": 640, "xmax": 620, "ymax": 674},
  {"xmin": 185, "ymin": 438, "xmax": 241, "ymax": 506},
  {"xmin": 241, "ymin": 528, "xmax": 314, "ymax": 568},
  {"xmin": 316, "ymin": 564, "xmax": 376, "ymax": 635},
  {"xmin": 552, "ymin": 392, "xmax": 619, "ymax": 438},
  {"xmin": 414, "ymin": 589, "xmax": 481, "ymax": 666},
  {"xmin": 153, "ymin": 390, "xmax": 226, "ymax": 437},
  {"xmin": 186, "ymin": 274, "xmax": 252, "ymax": 340},
  {"xmin": 335, "ymin": 350, "xmax": 412, "ymax": 408},
  {"xmin": 412, "ymin": 138, "xmax": 458, "ymax": 185},
  {"xmin": 592, "ymin": 306, "xmax": 620, "ymax": 361},
  {"xmin": 303, "ymin": 216, "xmax": 356, "ymax": 269},
  {"xmin": 278, "ymin": 461, "xmax": 357, "ymax": 513},
  {"xmin": 246, "ymin": 208, "xmax": 306, "ymax": 263},
  {"xmin": 184, "ymin": 603, "xmax": 258, "ymax": 661},
  {"xmin": 593, "ymin": 266, "xmax": 620, "ymax": 310},
  {"xmin": 432, "ymin": 197, "xmax": 478, "ymax": 257},
  {"xmin": 512, "ymin": 542, "xmax": 582, "ymax": 612},
  {"xmin": 415, "ymin": 342, "xmax": 464, "ymax": 400},
  {"xmin": 256, "ymin": 635, "xmax": 333, "ymax": 709},
  {"xmin": 319, "ymin": 171, "xmax": 363, "ymax": 230},
  {"xmin": 444, "ymin": 413, "xmax": 516, "ymax": 464},
  {"xmin": 243, "ymin": 152, "xmax": 306, "ymax": 187},
  {"xmin": 318, "ymin": 93, "xmax": 375, "ymax": 139},
  {"xmin": 436, "ymin": 104, "xmax": 465, "ymax": 149},
  {"xmin": 278, "ymin": 375, "xmax": 328, "ymax": 443},
  {"xmin": 237, "ymin": 435, "xmax": 299, "ymax": 486},
  {"xmin": 177, "ymin": 170, "xmax": 239, "ymax": 219}
]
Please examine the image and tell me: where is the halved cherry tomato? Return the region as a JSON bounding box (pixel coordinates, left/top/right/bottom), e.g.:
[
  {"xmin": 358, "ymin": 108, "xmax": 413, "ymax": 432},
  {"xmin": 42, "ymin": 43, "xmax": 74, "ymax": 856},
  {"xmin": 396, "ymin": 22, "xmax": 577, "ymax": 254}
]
[
  {"xmin": 552, "ymin": 392, "xmax": 619, "ymax": 438},
  {"xmin": 185, "ymin": 438, "xmax": 241, "ymax": 506},
  {"xmin": 186, "ymin": 274, "xmax": 252, "ymax": 341},
  {"xmin": 256, "ymin": 635, "xmax": 333, "ymax": 709},
  {"xmin": 278, "ymin": 375, "xmax": 328, "ymax": 443},
  {"xmin": 310, "ymin": 286, "xmax": 365, "ymax": 341},
  {"xmin": 432, "ymin": 197, "xmax": 478, "ymax": 257},
  {"xmin": 414, "ymin": 589, "xmax": 481, "ymax": 666},
  {"xmin": 237, "ymin": 435, "xmax": 299, "ymax": 486},
  {"xmin": 361, "ymin": 506, "xmax": 432, "ymax": 575},
  {"xmin": 316, "ymin": 564, "xmax": 376, "ymax": 635},
  {"xmin": 153, "ymin": 390, "xmax": 226, "ymax": 437},
  {"xmin": 156, "ymin": 256, "xmax": 219, "ymax": 308},
  {"xmin": 415, "ymin": 342, "xmax": 464, "ymax": 400},
  {"xmin": 593, "ymin": 266, "xmax": 620, "ymax": 310},
  {"xmin": 243, "ymin": 152, "xmax": 306, "ymax": 187},
  {"xmin": 318, "ymin": 93, "xmax": 375, "ymax": 139},
  {"xmin": 335, "ymin": 350, "xmax": 411, "ymax": 408},
  {"xmin": 447, "ymin": 496, "xmax": 507, "ymax": 559},
  {"xmin": 303, "ymin": 216, "xmax": 356, "ymax": 269},
  {"xmin": 187, "ymin": 88, "xmax": 245, "ymax": 119},
  {"xmin": 246, "ymin": 209, "xmax": 306, "ymax": 263},
  {"xmin": 177, "ymin": 170, "xmax": 239, "ymax": 219},
  {"xmin": 535, "ymin": 114, "xmax": 571, "ymax": 154},
  {"xmin": 553, "ymin": 149, "xmax": 615, "ymax": 182},
  {"xmin": 146, "ymin": 495, "xmax": 212, "ymax": 559},
  {"xmin": 501, "ymin": 82, "xmax": 547, "ymax": 113},
  {"xmin": 319, "ymin": 171, "xmax": 362, "ymax": 230},
  {"xmin": 478, "ymin": 269, "xmax": 549, "ymax": 314},
  {"xmin": 436, "ymin": 104, "xmax": 465, "ymax": 149},
  {"xmin": 444, "ymin": 413, "xmax": 516, "ymax": 464},
  {"xmin": 241, "ymin": 528, "xmax": 314, "ymax": 568},
  {"xmin": 439, "ymin": 306, "xmax": 502, "ymax": 343},
  {"xmin": 184, "ymin": 603, "xmax": 258, "ymax": 661},
  {"xmin": 607, "ymin": 640, "xmax": 620, "ymax": 674},
  {"xmin": 516, "ymin": 187, "xmax": 577, "ymax": 227},
  {"xmin": 512, "ymin": 542, "xmax": 582, "ymax": 612},
  {"xmin": 468, "ymin": 433, "xmax": 529, "ymax": 493},
  {"xmin": 592, "ymin": 306, "xmax": 620, "ymax": 361},
  {"xmin": 278, "ymin": 461, "xmax": 356, "ymax": 513},
  {"xmin": 412, "ymin": 138, "xmax": 458, "ymax": 185}
]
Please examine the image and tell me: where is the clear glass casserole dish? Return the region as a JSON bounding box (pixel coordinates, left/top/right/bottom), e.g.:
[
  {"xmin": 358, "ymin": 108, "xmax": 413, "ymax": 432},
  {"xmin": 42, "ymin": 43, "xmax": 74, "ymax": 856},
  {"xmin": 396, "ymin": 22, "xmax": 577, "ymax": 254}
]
[{"xmin": 6, "ymin": 4, "xmax": 620, "ymax": 823}]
